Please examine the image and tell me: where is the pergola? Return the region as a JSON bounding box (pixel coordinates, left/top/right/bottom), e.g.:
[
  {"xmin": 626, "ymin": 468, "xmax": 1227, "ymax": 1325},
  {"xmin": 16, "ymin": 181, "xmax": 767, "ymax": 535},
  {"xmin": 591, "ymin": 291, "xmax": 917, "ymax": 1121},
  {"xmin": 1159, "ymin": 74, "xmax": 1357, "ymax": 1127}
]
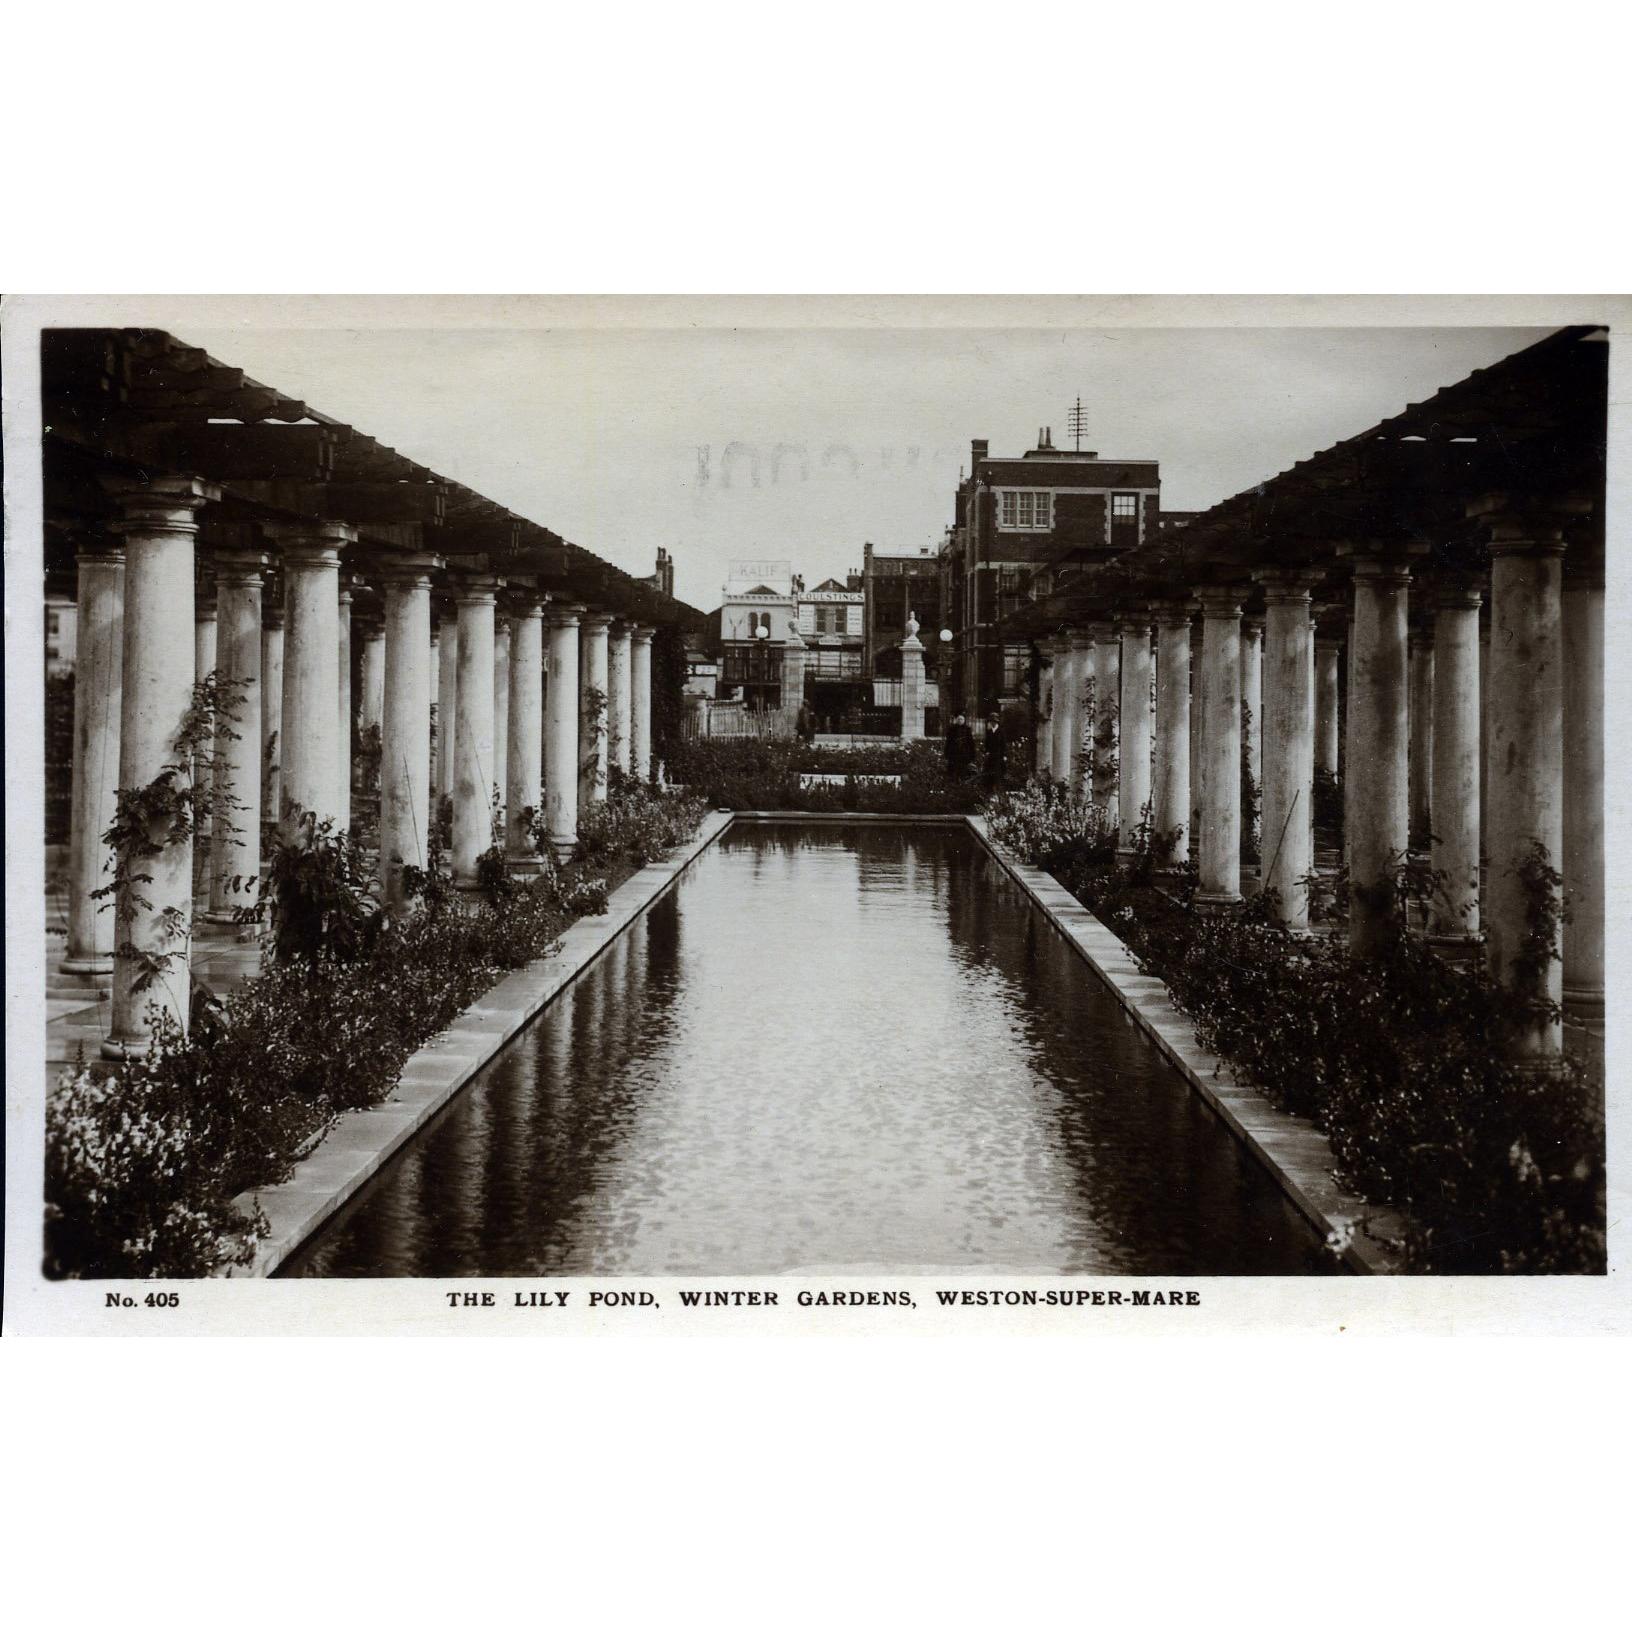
[
  {"xmin": 43, "ymin": 328, "xmax": 705, "ymax": 1057},
  {"xmin": 1010, "ymin": 325, "xmax": 1608, "ymax": 1062}
]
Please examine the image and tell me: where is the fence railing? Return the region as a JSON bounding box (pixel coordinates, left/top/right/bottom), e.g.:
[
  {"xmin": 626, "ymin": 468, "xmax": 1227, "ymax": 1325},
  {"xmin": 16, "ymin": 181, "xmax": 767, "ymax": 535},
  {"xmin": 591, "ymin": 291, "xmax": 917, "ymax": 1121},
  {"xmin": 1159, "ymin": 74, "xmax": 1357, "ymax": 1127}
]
[{"xmin": 684, "ymin": 701, "xmax": 793, "ymax": 740}]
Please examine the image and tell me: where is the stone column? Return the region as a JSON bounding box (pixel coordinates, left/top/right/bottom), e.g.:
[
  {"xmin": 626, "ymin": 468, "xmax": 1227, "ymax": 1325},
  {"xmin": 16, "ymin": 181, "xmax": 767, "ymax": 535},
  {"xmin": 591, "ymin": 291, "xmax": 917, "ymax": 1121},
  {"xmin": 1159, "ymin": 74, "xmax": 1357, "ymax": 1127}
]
[
  {"xmin": 630, "ymin": 626, "xmax": 654, "ymax": 781},
  {"xmin": 1045, "ymin": 639, "xmax": 1071, "ymax": 785},
  {"xmin": 336, "ymin": 580, "xmax": 354, "ymax": 832},
  {"xmin": 359, "ymin": 617, "xmax": 385, "ymax": 734},
  {"xmin": 1194, "ymin": 587, "xmax": 1243, "ymax": 911},
  {"xmin": 1429, "ymin": 577, "xmax": 1482, "ymax": 944},
  {"xmin": 193, "ymin": 582, "xmax": 218, "ymax": 854},
  {"xmin": 780, "ymin": 623, "xmax": 807, "ymax": 737},
  {"xmin": 1239, "ymin": 613, "xmax": 1264, "ymax": 835},
  {"xmin": 260, "ymin": 595, "xmax": 284, "ymax": 834},
  {"xmin": 205, "ymin": 551, "xmax": 265, "ymax": 924},
  {"xmin": 1479, "ymin": 615, "xmax": 1491, "ymax": 863},
  {"xmin": 1035, "ymin": 648, "xmax": 1054, "ymax": 778},
  {"xmin": 1188, "ymin": 621, "xmax": 1204, "ymax": 847},
  {"xmin": 1088, "ymin": 620, "xmax": 1120, "ymax": 821},
  {"xmin": 1313, "ymin": 626, "xmax": 1342, "ymax": 779},
  {"xmin": 1562, "ymin": 551, "xmax": 1604, "ymax": 1022},
  {"xmin": 1151, "ymin": 601, "xmax": 1193, "ymax": 861},
  {"xmin": 492, "ymin": 618, "xmax": 512, "ymax": 827},
  {"xmin": 900, "ymin": 613, "xmax": 926, "ymax": 741},
  {"xmin": 1482, "ymin": 512, "xmax": 1570, "ymax": 1059},
  {"xmin": 606, "ymin": 622, "xmax": 634, "ymax": 771},
  {"xmin": 378, "ymin": 556, "xmax": 438, "ymax": 906},
  {"xmin": 579, "ymin": 611, "xmax": 612, "ymax": 807},
  {"xmin": 545, "ymin": 604, "xmax": 583, "ymax": 855},
  {"xmin": 1408, "ymin": 617, "xmax": 1435, "ymax": 852},
  {"xmin": 1116, "ymin": 612, "xmax": 1152, "ymax": 858},
  {"xmin": 275, "ymin": 523, "xmax": 351, "ymax": 838},
  {"xmin": 1256, "ymin": 571, "xmax": 1320, "ymax": 928},
  {"xmin": 61, "ymin": 541, "xmax": 125, "ymax": 973},
  {"xmin": 452, "ymin": 578, "xmax": 500, "ymax": 887},
  {"xmin": 101, "ymin": 477, "xmax": 213, "ymax": 1057},
  {"xmin": 437, "ymin": 608, "xmax": 459, "ymax": 807},
  {"xmin": 1346, "ymin": 553, "xmax": 1413, "ymax": 956},
  {"xmin": 506, "ymin": 598, "xmax": 546, "ymax": 871}
]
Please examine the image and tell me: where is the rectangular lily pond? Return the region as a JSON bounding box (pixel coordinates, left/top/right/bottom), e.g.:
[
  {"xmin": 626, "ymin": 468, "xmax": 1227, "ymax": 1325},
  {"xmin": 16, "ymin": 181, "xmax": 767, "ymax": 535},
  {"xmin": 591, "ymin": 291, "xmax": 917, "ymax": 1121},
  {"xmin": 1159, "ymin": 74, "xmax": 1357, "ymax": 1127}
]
[{"xmin": 282, "ymin": 823, "xmax": 1336, "ymax": 1277}]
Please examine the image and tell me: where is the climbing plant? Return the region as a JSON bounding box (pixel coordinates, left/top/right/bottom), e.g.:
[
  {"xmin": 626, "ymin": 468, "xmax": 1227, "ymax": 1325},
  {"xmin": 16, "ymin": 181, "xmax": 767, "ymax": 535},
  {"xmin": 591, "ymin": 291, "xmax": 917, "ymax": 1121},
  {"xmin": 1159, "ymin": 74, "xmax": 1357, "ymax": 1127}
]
[{"xmin": 94, "ymin": 672, "xmax": 246, "ymax": 1009}]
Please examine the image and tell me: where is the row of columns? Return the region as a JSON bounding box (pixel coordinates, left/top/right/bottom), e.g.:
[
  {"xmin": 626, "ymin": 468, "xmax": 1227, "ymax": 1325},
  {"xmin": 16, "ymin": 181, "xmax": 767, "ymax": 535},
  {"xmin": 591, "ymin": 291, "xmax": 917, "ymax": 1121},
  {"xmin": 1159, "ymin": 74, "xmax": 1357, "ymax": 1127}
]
[
  {"xmin": 58, "ymin": 478, "xmax": 659, "ymax": 1057},
  {"xmin": 1035, "ymin": 515, "xmax": 1603, "ymax": 1063}
]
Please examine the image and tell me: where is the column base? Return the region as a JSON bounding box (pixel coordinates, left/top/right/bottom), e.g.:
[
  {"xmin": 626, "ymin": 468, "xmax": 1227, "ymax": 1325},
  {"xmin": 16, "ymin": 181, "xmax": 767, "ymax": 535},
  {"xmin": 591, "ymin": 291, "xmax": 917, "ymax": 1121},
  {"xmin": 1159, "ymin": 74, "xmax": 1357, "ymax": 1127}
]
[
  {"xmin": 549, "ymin": 835, "xmax": 577, "ymax": 860},
  {"xmin": 59, "ymin": 953, "xmax": 113, "ymax": 977},
  {"xmin": 1563, "ymin": 985, "xmax": 1605, "ymax": 1024},
  {"xmin": 99, "ymin": 1034, "xmax": 153, "ymax": 1062},
  {"xmin": 1193, "ymin": 890, "xmax": 1243, "ymax": 915},
  {"xmin": 201, "ymin": 909, "xmax": 250, "ymax": 927},
  {"xmin": 505, "ymin": 855, "xmax": 548, "ymax": 877}
]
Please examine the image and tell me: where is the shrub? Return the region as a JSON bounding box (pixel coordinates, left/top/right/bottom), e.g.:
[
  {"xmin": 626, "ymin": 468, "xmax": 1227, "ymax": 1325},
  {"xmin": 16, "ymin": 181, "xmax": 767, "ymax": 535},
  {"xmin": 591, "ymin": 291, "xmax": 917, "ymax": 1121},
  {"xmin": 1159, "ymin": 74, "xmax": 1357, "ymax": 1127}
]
[
  {"xmin": 664, "ymin": 737, "xmax": 979, "ymax": 813},
  {"xmin": 44, "ymin": 780, "xmax": 706, "ymax": 1278},
  {"xmin": 990, "ymin": 816, "xmax": 1605, "ymax": 1274}
]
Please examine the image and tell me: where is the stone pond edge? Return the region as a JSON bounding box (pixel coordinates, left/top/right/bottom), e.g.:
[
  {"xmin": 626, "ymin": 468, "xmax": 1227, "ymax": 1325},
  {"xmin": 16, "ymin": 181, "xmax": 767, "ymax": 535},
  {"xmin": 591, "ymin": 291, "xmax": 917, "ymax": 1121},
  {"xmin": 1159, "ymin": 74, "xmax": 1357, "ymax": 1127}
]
[
  {"xmin": 222, "ymin": 809, "xmax": 737, "ymax": 1277},
  {"xmin": 964, "ymin": 815, "xmax": 1408, "ymax": 1275},
  {"xmin": 227, "ymin": 805, "xmax": 1406, "ymax": 1279}
]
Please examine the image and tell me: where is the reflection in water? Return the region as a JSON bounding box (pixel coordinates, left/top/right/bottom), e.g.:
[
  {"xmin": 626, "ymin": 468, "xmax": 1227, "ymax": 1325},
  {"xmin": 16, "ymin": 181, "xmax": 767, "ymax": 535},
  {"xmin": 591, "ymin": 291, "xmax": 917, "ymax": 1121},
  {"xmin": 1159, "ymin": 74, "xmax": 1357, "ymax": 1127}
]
[{"xmin": 283, "ymin": 826, "xmax": 1335, "ymax": 1277}]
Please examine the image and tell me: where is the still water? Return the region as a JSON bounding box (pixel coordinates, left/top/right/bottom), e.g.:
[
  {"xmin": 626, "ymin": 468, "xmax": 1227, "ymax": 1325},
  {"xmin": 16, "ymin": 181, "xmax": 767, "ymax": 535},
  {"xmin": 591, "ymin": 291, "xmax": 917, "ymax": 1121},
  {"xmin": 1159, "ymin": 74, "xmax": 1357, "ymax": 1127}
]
[{"xmin": 283, "ymin": 824, "xmax": 1334, "ymax": 1276}]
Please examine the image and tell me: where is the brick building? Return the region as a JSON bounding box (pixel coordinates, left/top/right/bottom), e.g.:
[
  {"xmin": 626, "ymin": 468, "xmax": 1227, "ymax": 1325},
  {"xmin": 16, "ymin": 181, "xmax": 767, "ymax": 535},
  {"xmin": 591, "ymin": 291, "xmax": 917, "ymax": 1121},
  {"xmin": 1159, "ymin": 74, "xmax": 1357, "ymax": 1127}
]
[
  {"xmin": 941, "ymin": 428, "xmax": 1160, "ymax": 717},
  {"xmin": 863, "ymin": 541, "xmax": 943, "ymax": 683}
]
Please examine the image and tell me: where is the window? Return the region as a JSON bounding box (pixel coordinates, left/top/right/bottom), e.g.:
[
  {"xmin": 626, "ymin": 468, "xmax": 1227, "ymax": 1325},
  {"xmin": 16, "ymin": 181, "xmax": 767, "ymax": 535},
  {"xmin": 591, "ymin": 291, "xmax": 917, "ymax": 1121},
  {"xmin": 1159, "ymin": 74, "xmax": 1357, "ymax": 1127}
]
[
  {"xmin": 815, "ymin": 605, "xmax": 848, "ymax": 635},
  {"xmin": 1111, "ymin": 492, "xmax": 1140, "ymax": 548},
  {"xmin": 998, "ymin": 489, "xmax": 1052, "ymax": 531},
  {"xmin": 1002, "ymin": 645, "xmax": 1029, "ymax": 695}
]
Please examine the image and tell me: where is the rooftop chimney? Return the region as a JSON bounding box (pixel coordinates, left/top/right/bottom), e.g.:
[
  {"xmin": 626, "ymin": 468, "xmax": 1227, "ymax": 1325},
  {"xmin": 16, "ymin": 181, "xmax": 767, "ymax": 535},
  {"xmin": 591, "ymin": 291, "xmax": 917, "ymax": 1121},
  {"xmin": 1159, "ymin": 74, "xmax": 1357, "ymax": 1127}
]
[{"xmin": 971, "ymin": 438, "xmax": 988, "ymax": 472}]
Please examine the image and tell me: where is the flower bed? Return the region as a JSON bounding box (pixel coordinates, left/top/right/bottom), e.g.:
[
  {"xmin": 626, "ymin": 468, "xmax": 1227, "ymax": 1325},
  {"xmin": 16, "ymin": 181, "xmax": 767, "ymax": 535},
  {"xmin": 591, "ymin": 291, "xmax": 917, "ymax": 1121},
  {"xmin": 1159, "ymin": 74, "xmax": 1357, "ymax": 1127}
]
[
  {"xmin": 986, "ymin": 783, "xmax": 1605, "ymax": 1274},
  {"xmin": 663, "ymin": 737, "xmax": 981, "ymax": 813},
  {"xmin": 44, "ymin": 784, "xmax": 706, "ymax": 1279}
]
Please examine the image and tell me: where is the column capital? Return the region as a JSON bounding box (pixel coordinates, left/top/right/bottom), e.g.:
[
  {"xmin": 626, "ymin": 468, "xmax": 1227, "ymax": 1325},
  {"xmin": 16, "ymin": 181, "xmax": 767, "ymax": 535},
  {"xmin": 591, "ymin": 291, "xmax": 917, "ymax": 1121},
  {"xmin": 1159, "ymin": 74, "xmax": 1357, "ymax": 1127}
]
[
  {"xmin": 72, "ymin": 533, "xmax": 126, "ymax": 564},
  {"xmin": 629, "ymin": 624, "xmax": 656, "ymax": 645},
  {"xmin": 267, "ymin": 518, "xmax": 357, "ymax": 562},
  {"xmin": 1194, "ymin": 585, "xmax": 1245, "ymax": 618},
  {"xmin": 1253, "ymin": 567, "xmax": 1324, "ymax": 604},
  {"xmin": 102, "ymin": 474, "xmax": 220, "ymax": 534},
  {"xmin": 210, "ymin": 547, "xmax": 268, "ymax": 585},
  {"xmin": 1240, "ymin": 611, "xmax": 1266, "ymax": 635},
  {"xmin": 262, "ymin": 601, "xmax": 286, "ymax": 630},
  {"xmin": 1149, "ymin": 598, "xmax": 1198, "ymax": 627},
  {"xmin": 1432, "ymin": 574, "xmax": 1483, "ymax": 611},
  {"xmin": 1114, "ymin": 610, "xmax": 1151, "ymax": 638},
  {"xmin": 1467, "ymin": 490, "xmax": 1591, "ymax": 538},
  {"xmin": 579, "ymin": 609, "xmax": 614, "ymax": 634},
  {"xmin": 1084, "ymin": 618, "xmax": 1117, "ymax": 643},
  {"xmin": 546, "ymin": 601, "xmax": 585, "ymax": 629},
  {"xmin": 452, "ymin": 574, "xmax": 503, "ymax": 606},
  {"xmin": 376, "ymin": 551, "xmax": 443, "ymax": 590},
  {"xmin": 1345, "ymin": 552, "xmax": 1417, "ymax": 587}
]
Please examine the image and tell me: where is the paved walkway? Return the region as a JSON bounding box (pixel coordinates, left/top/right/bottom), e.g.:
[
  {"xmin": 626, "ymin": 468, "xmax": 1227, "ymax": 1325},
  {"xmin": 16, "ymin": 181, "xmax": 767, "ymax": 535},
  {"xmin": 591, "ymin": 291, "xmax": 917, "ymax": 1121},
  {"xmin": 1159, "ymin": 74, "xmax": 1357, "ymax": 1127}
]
[{"xmin": 44, "ymin": 879, "xmax": 262, "ymax": 1074}]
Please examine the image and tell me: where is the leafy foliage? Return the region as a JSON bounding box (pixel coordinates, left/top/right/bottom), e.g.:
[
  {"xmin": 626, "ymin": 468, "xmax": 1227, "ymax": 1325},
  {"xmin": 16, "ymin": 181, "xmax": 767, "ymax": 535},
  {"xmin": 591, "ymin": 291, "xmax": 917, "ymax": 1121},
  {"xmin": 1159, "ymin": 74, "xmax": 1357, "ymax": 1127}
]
[
  {"xmin": 663, "ymin": 737, "xmax": 980, "ymax": 813},
  {"xmin": 45, "ymin": 782, "xmax": 707, "ymax": 1278},
  {"xmin": 986, "ymin": 809, "xmax": 1605, "ymax": 1274}
]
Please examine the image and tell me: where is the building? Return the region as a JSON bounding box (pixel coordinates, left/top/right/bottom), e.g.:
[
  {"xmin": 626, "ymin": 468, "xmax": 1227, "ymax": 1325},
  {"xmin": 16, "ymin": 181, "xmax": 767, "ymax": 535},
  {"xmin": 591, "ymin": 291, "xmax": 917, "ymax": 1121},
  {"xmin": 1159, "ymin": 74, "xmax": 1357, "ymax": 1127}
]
[
  {"xmin": 863, "ymin": 541, "xmax": 942, "ymax": 682},
  {"xmin": 712, "ymin": 558, "xmax": 798, "ymax": 711},
  {"xmin": 796, "ymin": 571, "xmax": 865, "ymax": 721},
  {"xmin": 941, "ymin": 426, "xmax": 1160, "ymax": 717}
]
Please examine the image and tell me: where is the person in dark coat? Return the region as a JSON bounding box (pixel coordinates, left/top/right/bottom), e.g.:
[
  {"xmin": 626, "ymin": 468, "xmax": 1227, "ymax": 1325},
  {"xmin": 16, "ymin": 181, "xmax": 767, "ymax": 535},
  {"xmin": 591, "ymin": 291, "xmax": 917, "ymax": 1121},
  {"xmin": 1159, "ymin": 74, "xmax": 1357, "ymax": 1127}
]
[
  {"xmin": 944, "ymin": 713, "xmax": 974, "ymax": 778},
  {"xmin": 982, "ymin": 713, "xmax": 1007, "ymax": 790}
]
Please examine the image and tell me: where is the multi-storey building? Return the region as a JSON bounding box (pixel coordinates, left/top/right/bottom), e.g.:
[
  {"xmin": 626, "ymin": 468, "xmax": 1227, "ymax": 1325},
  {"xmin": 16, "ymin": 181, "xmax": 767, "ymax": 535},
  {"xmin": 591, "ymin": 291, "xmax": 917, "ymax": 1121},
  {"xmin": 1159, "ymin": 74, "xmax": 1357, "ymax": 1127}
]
[
  {"xmin": 863, "ymin": 541, "xmax": 943, "ymax": 683},
  {"xmin": 712, "ymin": 558, "xmax": 798, "ymax": 711},
  {"xmin": 941, "ymin": 427, "xmax": 1160, "ymax": 716},
  {"xmin": 796, "ymin": 572, "xmax": 865, "ymax": 721}
]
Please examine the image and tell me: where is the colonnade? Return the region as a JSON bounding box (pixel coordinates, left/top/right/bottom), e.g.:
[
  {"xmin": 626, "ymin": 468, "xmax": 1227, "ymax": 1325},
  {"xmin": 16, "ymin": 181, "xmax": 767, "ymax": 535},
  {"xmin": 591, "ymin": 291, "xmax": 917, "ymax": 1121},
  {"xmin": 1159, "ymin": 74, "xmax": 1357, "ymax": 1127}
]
[
  {"xmin": 1033, "ymin": 510, "xmax": 1604, "ymax": 1064},
  {"xmin": 57, "ymin": 480, "xmax": 659, "ymax": 1056}
]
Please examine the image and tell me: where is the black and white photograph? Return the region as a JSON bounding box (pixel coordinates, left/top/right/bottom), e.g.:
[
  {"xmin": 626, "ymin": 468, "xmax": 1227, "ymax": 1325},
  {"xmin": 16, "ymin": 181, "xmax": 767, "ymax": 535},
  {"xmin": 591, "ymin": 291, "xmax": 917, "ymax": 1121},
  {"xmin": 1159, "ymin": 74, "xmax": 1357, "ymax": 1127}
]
[{"xmin": 4, "ymin": 296, "xmax": 1621, "ymax": 1319}]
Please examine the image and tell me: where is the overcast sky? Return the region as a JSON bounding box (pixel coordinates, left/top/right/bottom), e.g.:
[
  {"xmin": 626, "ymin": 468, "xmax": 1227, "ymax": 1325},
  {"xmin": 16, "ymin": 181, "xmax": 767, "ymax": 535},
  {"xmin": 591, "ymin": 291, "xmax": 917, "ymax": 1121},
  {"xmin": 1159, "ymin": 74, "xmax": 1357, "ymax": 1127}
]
[{"xmin": 183, "ymin": 323, "xmax": 1550, "ymax": 610}]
